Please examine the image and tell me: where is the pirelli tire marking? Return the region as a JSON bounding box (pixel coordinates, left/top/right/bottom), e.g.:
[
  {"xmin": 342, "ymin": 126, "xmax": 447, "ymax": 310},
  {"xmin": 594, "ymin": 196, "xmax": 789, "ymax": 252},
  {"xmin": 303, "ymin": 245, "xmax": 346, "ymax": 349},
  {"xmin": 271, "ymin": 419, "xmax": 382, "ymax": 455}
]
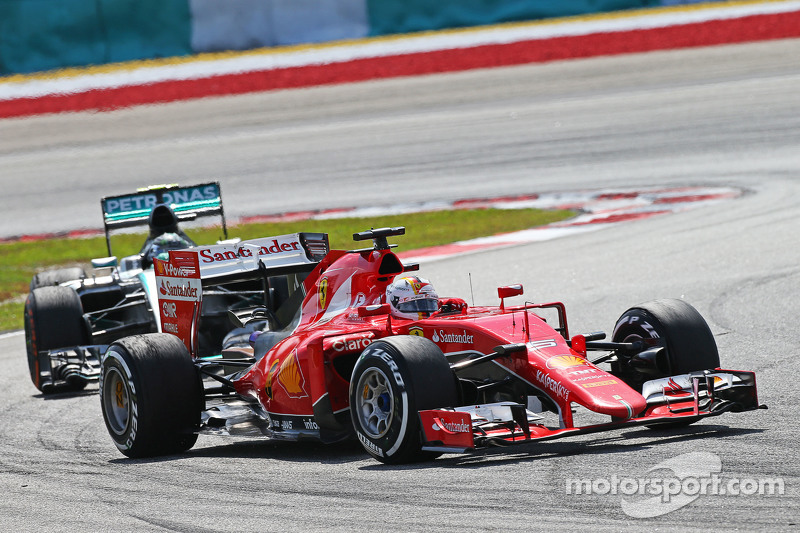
[{"xmin": 353, "ymin": 344, "xmax": 410, "ymax": 459}]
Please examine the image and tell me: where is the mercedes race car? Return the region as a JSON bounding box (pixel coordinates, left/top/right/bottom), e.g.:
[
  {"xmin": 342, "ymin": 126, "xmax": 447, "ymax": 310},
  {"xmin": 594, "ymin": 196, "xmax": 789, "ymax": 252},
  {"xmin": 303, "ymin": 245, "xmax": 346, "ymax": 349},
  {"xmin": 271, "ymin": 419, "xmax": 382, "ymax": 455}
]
[
  {"xmin": 24, "ymin": 182, "xmax": 265, "ymax": 393},
  {"xmin": 98, "ymin": 227, "xmax": 764, "ymax": 462}
]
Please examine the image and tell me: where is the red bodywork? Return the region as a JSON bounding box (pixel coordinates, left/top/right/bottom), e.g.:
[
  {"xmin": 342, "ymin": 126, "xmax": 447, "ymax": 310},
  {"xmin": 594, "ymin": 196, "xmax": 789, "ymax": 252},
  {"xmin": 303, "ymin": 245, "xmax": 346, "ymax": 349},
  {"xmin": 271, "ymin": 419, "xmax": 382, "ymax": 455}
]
[{"xmin": 156, "ymin": 234, "xmax": 761, "ymax": 451}]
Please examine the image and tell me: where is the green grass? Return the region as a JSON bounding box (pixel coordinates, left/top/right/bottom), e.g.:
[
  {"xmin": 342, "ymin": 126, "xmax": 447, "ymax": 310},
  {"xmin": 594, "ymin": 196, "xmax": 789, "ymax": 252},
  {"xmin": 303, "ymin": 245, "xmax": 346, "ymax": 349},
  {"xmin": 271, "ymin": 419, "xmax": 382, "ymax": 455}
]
[{"xmin": 0, "ymin": 207, "xmax": 573, "ymax": 332}]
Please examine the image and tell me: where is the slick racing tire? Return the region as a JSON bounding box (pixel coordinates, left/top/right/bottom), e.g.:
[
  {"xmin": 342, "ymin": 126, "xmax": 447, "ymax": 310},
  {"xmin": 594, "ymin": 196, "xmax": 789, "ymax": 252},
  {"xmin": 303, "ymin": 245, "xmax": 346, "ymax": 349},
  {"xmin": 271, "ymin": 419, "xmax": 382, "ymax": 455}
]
[
  {"xmin": 30, "ymin": 267, "xmax": 86, "ymax": 291},
  {"xmin": 612, "ymin": 299, "xmax": 720, "ymax": 388},
  {"xmin": 612, "ymin": 299, "xmax": 720, "ymax": 429},
  {"xmin": 24, "ymin": 286, "xmax": 89, "ymax": 393},
  {"xmin": 350, "ymin": 336, "xmax": 458, "ymax": 464},
  {"xmin": 100, "ymin": 333, "xmax": 202, "ymax": 458}
]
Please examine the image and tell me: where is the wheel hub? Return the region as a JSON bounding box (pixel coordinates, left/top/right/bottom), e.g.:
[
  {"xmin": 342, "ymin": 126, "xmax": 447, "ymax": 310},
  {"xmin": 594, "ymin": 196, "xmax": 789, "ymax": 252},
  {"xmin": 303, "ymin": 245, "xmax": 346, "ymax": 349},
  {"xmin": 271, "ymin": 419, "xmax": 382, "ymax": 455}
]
[
  {"xmin": 355, "ymin": 368, "xmax": 394, "ymax": 439},
  {"xmin": 103, "ymin": 367, "xmax": 131, "ymax": 436}
]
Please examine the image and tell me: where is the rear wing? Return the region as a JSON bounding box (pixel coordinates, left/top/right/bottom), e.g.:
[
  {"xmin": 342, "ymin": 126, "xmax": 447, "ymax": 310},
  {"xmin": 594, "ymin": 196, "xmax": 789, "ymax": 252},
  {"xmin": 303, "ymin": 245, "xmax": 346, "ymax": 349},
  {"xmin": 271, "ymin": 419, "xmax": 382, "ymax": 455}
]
[
  {"xmin": 100, "ymin": 182, "xmax": 227, "ymax": 255},
  {"xmin": 193, "ymin": 232, "xmax": 329, "ymax": 281},
  {"xmin": 155, "ymin": 232, "xmax": 329, "ymax": 356}
]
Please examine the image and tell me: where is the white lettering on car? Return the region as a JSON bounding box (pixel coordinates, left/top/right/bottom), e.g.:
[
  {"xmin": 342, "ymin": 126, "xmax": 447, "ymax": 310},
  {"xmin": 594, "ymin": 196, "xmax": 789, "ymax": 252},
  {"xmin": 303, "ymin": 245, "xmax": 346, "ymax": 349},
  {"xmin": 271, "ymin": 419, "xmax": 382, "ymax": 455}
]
[
  {"xmin": 431, "ymin": 330, "xmax": 474, "ymax": 344},
  {"xmin": 357, "ymin": 431, "xmax": 384, "ymax": 457},
  {"xmin": 535, "ymin": 370, "xmax": 570, "ymax": 401},
  {"xmin": 332, "ymin": 337, "xmax": 372, "ymax": 352},
  {"xmin": 432, "ymin": 420, "xmax": 471, "ymax": 433}
]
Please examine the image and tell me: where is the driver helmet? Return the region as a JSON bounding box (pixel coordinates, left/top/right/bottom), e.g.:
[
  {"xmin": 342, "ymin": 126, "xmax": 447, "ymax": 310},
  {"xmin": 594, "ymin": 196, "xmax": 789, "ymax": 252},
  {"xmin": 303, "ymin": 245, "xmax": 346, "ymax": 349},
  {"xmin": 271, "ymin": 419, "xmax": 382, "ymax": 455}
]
[
  {"xmin": 386, "ymin": 276, "xmax": 439, "ymax": 320},
  {"xmin": 143, "ymin": 233, "xmax": 192, "ymax": 267}
]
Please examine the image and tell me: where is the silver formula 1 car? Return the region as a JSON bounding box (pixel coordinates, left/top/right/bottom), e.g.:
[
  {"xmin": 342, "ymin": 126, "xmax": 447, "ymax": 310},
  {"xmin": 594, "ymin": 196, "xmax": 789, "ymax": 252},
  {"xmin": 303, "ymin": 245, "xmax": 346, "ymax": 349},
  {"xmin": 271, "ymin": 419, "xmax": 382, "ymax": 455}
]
[{"xmin": 23, "ymin": 182, "xmax": 274, "ymax": 394}]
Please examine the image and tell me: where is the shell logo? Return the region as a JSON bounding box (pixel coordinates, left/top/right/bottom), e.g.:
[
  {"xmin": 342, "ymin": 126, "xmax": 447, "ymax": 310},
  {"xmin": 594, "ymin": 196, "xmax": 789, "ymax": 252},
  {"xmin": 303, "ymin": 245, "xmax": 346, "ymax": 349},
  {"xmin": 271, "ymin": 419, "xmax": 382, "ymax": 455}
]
[
  {"xmin": 278, "ymin": 350, "xmax": 308, "ymax": 399},
  {"xmin": 546, "ymin": 354, "xmax": 589, "ymax": 369},
  {"xmin": 154, "ymin": 260, "xmax": 165, "ymax": 276},
  {"xmin": 408, "ymin": 327, "xmax": 424, "ymax": 337},
  {"xmin": 318, "ymin": 278, "xmax": 329, "ymax": 310}
]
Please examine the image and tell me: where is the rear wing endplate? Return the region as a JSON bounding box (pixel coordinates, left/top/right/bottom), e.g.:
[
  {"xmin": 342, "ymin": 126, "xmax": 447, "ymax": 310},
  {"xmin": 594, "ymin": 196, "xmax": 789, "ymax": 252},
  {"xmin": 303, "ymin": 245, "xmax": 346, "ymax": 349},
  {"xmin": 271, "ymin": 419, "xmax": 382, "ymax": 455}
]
[
  {"xmin": 153, "ymin": 251, "xmax": 203, "ymax": 356},
  {"xmin": 101, "ymin": 182, "xmax": 227, "ymax": 255}
]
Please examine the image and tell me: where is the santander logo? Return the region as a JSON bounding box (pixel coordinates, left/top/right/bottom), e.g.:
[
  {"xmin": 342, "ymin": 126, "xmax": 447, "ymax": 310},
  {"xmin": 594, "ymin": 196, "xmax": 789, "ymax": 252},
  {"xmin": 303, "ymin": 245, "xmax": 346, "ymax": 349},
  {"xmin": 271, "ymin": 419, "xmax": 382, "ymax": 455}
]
[
  {"xmin": 431, "ymin": 329, "xmax": 474, "ymax": 344},
  {"xmin": 199, "ymin": 239, "xmax": 301, "ymax": 264},
  {"xmin": 432, "ymin": 420, "xmax": 471, "ymax": 433},
  {"xmin": 159, "ymin": 280, "xmax": 198, "ymax": 299}
]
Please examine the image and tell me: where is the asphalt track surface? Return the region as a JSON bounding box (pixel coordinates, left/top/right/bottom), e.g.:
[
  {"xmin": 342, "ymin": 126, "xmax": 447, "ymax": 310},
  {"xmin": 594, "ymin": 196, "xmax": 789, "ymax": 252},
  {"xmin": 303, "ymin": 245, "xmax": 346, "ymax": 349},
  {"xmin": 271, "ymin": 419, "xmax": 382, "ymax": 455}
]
[{"xmin": 1, "ymin": 39, "xmax": 799, "ymax": 530}]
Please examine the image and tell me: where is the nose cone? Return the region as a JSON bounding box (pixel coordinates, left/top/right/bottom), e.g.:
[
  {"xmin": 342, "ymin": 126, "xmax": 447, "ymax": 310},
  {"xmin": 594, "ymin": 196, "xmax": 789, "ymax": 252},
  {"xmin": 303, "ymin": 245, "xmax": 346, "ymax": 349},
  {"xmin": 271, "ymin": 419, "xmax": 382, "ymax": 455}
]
[{"xmin": 576, "ymin": 381, "xmax": 647, "ymax": 419}]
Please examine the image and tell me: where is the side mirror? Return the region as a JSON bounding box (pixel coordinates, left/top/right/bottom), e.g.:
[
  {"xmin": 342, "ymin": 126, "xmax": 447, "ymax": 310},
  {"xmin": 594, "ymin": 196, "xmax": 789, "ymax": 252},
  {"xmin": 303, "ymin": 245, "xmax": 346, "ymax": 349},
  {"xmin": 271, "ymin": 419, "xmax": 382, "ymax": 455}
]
[
  {"xmin": 498, "ymin": 284, "xmax": 523, "ymax": 299},
  {"xmin": 498, "ymin": 284, "xmax": 523, "ymax": 311}
]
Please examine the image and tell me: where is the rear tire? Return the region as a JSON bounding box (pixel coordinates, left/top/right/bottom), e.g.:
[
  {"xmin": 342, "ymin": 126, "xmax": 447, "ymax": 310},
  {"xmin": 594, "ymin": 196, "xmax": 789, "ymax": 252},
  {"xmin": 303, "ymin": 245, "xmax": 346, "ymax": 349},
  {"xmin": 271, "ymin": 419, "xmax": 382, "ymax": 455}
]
[
  {"xmin": 24, "ymin": 286, "xmax": 88, "ymax": 393},
  {"xmin": 350, "ymin": 336, "xmax": 459, "ymax": 464},
  {"xmin": 100, "ymin": 333, "xmax": 202, "ymax": 458},
  {"xmin": 30, "ymin": 267, "xmax": 86, "ymax": 291}
]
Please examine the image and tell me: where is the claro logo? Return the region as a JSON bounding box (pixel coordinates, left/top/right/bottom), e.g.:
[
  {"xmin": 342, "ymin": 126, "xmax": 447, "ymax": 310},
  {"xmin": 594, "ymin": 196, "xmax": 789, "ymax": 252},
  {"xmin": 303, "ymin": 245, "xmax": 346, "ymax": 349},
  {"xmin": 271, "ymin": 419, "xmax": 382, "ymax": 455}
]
[{"xmin": 332, "ymin": 336, "xmax": 372, "ymax": 353}]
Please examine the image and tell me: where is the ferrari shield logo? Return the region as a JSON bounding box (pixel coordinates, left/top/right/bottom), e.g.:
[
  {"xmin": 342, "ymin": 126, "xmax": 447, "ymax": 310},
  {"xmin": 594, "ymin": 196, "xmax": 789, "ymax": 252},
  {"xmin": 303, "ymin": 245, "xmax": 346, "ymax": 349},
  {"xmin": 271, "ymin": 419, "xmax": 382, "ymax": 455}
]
[
  {"xmin": 408, "ymin": 327, "xmax": 424, "ymax": 337},
  {"xmin": 409, "ymin": 278, "xmax": 422, "ymax": 293},
  {"xmin": 318, "ymin": 277, "xmax": 329, "ymax": 310}
]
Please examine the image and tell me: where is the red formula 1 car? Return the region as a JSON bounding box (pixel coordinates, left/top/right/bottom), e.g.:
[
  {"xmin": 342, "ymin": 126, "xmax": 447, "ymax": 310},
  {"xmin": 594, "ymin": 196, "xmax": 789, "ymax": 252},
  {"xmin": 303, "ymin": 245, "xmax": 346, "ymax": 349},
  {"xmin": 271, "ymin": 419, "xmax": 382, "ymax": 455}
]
[{"xmin": 98, "ymin": 227, "xmax": 764, "ymax": 462}]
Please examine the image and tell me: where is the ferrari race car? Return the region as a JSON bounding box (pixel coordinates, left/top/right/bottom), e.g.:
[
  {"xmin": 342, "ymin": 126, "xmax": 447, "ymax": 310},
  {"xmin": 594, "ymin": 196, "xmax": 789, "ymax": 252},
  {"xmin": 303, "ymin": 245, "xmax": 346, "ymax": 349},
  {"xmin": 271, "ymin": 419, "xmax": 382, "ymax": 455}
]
[
  {"xmin": 23, "ymin": 182, "xmax": 264, "ymax": 393},
  {"xmin": 98, "ymin": 227, "xmax": 764, "ymax": 463}
]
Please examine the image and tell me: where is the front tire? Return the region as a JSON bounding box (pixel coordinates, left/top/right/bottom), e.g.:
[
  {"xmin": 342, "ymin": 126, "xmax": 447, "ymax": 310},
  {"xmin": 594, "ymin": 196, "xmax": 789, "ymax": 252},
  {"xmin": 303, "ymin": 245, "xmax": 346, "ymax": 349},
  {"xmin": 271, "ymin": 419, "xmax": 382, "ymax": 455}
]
[
  {"xmin": 100, "ymin": 334, "xmax": 202, "ymax": 458},
  {"xmin": 612, "ymin": 299, "xmax": 720, "ymax": 428},
  {"xmin": 611, "ymin": 299, "xmax": 720, "ymax": 390},
  {"xmin": 349, "ymin": 336, "xmax": 458, "ymax": 464},
  {"xmin": 24, "ymin": 286, "xmax": 88, "ymax": 393},
  {"xmin": 612, "ymin": 299, "xmax": 720, "ymax": 392}
]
